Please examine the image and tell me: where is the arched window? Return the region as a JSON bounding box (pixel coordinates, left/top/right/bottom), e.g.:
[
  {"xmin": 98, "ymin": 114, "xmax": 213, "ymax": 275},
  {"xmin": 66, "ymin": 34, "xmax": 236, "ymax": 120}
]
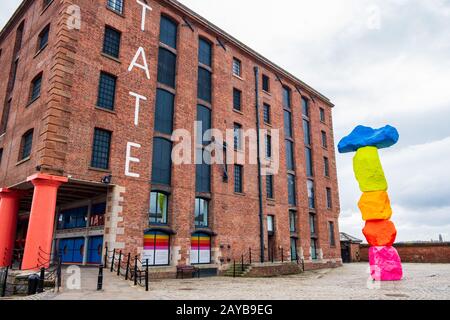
[
  {"xmin": 159, "ymin": 15, "xmax": 178, "ymax": 49},
  {"xmin": 194, "ymin": 198, "xmax": 209, "ymax": 228},
  {"xmin": 149, "ymin": 191, "xmax": 168, "ymax": 225},
  {"xmin": 143, "ymin": 231, "xmax": 170, "ymax": 266},
  {"xmin": 190, "ymin": 232, "xmax": 211, "ymax": 265}
]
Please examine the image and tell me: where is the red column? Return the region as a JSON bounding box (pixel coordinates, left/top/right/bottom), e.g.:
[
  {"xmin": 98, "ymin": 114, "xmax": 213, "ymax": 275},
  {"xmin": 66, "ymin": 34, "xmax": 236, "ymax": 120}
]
[
  {"xmin": 0, "ymin": 188, "xmax": 23, "ymax": 267},
  {"xmin": 22, "ymin": 174, "xmax": 68, "ymax": 270}
]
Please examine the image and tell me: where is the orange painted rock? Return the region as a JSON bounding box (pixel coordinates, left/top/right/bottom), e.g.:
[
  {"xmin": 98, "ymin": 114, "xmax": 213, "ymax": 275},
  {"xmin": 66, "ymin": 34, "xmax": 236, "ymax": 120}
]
[
  {"xmin": 358, "ymin": 191, "xmax": 392, "ymax": 221},
  {"xmin": 363, "ymin": 220, "xmax": 397, "ymax": 246}
]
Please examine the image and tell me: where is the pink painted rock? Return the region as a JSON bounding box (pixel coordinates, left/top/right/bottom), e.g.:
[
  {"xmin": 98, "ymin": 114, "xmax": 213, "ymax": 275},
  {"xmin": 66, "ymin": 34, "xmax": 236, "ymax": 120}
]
[{"xmin": 369, "ymin": 246, "xmax": 403, "ymax": 281}]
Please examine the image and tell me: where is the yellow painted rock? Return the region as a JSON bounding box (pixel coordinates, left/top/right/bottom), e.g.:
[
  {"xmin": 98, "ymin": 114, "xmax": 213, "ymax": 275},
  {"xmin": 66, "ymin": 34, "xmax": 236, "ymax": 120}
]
[
  {"xmin": 358, "ymin": 191, "xmax": 392, "ymax": 221},
  {"xmin": 353, "ymin": 146, "xmax": 388, "ymax": 192}
]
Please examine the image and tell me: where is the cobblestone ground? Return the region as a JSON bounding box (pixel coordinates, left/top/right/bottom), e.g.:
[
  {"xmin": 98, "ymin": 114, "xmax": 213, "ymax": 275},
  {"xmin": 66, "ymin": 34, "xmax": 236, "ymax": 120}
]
[{"xmin": 43, "ymin": 263, "xmax": 450, "ymax": 300}]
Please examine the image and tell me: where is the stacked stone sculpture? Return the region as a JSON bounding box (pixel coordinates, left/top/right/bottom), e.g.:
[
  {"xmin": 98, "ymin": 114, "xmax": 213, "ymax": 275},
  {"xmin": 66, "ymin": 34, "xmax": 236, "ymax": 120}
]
[{"xmin": 338, "ymin": 125, "xmax": 403, "ymax": 281}]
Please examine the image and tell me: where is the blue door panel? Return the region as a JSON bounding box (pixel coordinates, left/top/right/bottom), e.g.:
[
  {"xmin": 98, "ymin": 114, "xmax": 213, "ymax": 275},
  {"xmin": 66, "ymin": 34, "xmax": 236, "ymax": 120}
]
[{"xmin": 87, "ymin": 236, "xmax": 103, "ymax": 264}]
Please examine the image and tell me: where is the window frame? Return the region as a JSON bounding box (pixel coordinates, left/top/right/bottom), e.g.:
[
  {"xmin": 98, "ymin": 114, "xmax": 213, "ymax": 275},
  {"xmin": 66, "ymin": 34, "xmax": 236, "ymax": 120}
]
[
  {"xmin": 232, "ymin": 57, "xmax": 242, "ymax": 77},
  {"xmin": 233, "ymin": 88, "xmax": 242, "ymax": 111},
  {"xmin": 329, "ymin": 221, "xmax": 336, "ymax": 247},
  {"xmin": 106, "ymin": 0, "xmax": 124, "ymax": 15},
  {"xmin": 90, "ymin": 128, "xmax": 112, "ymax": 170},
  {"xmin": 29, "ymin": 72, "xmax": 43, "ymax": 103},
  {"xmin": 234, "ymin": 164, "xmax": 243, "ymax": 193},
  {"xmin": 194, "ymin": 197, "xmax": 209, "ymax": 228},
  {"xmin": 37, "ymin": 24, "xmax": 50, "ymax": 53},
  {"xmin": 102, "ymin": 25, "xmax": 122, "ymax": 59},
  {"xmin": 262, "ymin": 74, "xmax": 270, "ymax": 92},
  {"xmin": 19, "ymin": 129, "xmax": 34, "ymax": 161},
  {"xmin": 149, "ymin": 191, "xmax": 169, "ymax": 225},
  {"xmin": 96, "ymin": 71, "xmax": 117, "ymax": 111},
  {"xmin": 266, "ymin": 174, "xmax": 274, "ymax": 199},
  {"xmin": 263, "ymin": 103, "xmax": 271, "ymax": 124}
]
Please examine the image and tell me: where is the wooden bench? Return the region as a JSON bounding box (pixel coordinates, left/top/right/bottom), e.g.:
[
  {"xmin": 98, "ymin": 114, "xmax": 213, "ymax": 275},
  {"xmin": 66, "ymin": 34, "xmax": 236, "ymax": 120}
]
[{"xmin": 176, "ymin": 265, "xmax": 199, "ymax": 279}]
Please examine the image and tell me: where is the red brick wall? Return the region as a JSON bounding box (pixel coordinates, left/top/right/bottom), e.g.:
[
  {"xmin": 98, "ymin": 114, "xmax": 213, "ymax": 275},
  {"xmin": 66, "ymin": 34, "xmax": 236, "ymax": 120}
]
[{"xmin": 360, "ymin": 243, "xmax": 450, "ymax": 263}]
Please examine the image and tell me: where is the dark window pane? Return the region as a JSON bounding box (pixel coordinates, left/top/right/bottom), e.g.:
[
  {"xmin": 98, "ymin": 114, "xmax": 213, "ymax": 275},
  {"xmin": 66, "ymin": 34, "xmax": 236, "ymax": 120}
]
[
  {"xmin": 266, "ymin": 135, "xmax": 272, "ymax": 158},
  {"xmin": 97, "ymin": 72, "xmax": 116, "ymax": 110},
  {"xmin": 284, "ymin": 111, "xmax": 292, "ymax": 138},
  {"xmin": 329, "ymin": 221, "xmax": 336, "ymax": 246},
  {"xmin": 320, "ymin": 108, "xmax": 326, "ymax": 122},
  {"xmin": 311, "ymin": 238, "xmax": 318, "ymax": 260},
  {"xmin": 309, "ymin": 214, "xmax": 316, "ymax": 235},
  {"xmin": 326, "ymin": 187, "xmax": 332, "ymax": 209},
  {"xmin": 38, "ymin": 25, "xmax": 49, "ymax": 51},
  {"xmin": 289, "ymin": 211, "xmax": 296, "ymax": 232},
  {"xmin": 232, "ymin": 58, "xmax": 241, "ymax": 76},
  {"xmin": 263, "ymin": 103, "xmax": 271, "ymax": 124},
  {"xmin": 160, "ymin": 16, "xmax": 177, "ymax": 49},
  {"xmin": 57, "ymin": 206, "xmax": 88, "ymax": 230},
  {"xmin": 303, "ymin": 119, "xmax": 311, "ymax": 145},
  {"xmin": 322, "ymin": 131, "xmax": 328, "ymax": 148},
  {"xmin": 324, "ymin": 157, "xmax": 330, "ymax": 177},
  {"xmin": 305, "ymin": 147, "xmax": 313, "ymax": 177},
  {"xmin": 286, "ymin": 140, "xmax": 294, "ymax": 171},
  {"xmin": 0, "ymin": 99, "xmax": 12, "ymax": 134},
  {"xmin": 283, "ymin": 87, "xmax": 291, "ymax": 109},
  {"xmin": 103, "ymin": 26, "xmax": 121, "ymax": 58},
  {"xmin": 155, "ymin": 89, "xmax": 174, "ymax": 134},
  {"xmin": 233, "ymin": 88, "xmax": 241, "ymax": 111},
  {"xmin": 198, "ymin": 38, "xmax": 212, "ymax": 66},
  {"xmin": 287, "ymin": 174, "xmax": 296, "ymax": 206},
  {"xmin": 151, "ymin": 138, "xmax": 172, "ymax": 185},
  {"xmin": 158, "ymin": 48, "xmax": 176, "ymax": 88},
  {"xmin": 21, "ymin": 130, "xmax": 33, "ymax": 160},
  {"xmin": 91, "ymin": 129, "xmax": 111, "ymax": 169},
  {"xmin": 195, "ymin": 198, "xmax": 209, "ymax": 228},
  {"xmin": 307, "ymin": 179, "xmax": 315, "ymax": 209},
  {"xmin": 302, "ymin": 97, "xmax": 309, "ymax": 117},
  {"xmin": 197, "ymin": 105, "xmax": 211, "ymax": 145},
  {"xmin": 30, "ymin": 74, "xmax": 42, "ymax": 101},
  {"xmin": 234, "ymin": 165, "xmax": 243, "ymax": 193},
  {"xmin": 262, "ymin": 74, "xmax": 270, "ymax": 92},
  {"xmin": 290, "ymin": 238, "xmax": 298, "ymax": 261},
  {"xmin": 266, "ymin": 174, "xmax": 274, "ymax": 199},
  {"xmin": 149, "ymin": 192, "xmax": 168, "ymax": 224},
  {"xmin": 196, "ymin": 150, "xmax": 211, "ymax": 193},
  {"xmin": 197, "ymin": 67, "xmax": 211, "ymax": 102},
  {"xmin": 107, "ymin": 0, "xmax": 124, "ymax": 14}
]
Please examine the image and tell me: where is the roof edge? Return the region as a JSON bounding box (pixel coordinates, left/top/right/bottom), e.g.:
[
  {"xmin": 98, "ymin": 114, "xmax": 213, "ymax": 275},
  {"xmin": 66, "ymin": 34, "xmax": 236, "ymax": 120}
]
[{"xmin": 0, "ymin": 0, "xmax": 30, "ymax": 43}]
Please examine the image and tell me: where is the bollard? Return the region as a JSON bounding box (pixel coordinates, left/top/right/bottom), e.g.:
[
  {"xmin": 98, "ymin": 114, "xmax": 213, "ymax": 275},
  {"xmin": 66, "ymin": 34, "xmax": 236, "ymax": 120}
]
[
  {"xmin": 97, "ymin": 265, "xmax": 103, "ymax": 291},
  {"xmin": 57, "ymin": 257, "xmax": 62, "ymax": 290},
  {"xmin": 104, "ymin": 245, "xmax": 108, "ymax": 269},
  {"xmin": 145, "ymin": 259, "xmax": 149, "ymax": 292},
  {"xmin": 233, "ymin": 260, "xmax": 236, "ymax": 278},
  {"xmin": 117, "ymin": 250, "xmax": 122, "ymax": 276},
  {"xmin": 249, "ymin": 248, "xmax": 252, "ymax": 265},
  {"xmin": 37, "ymin": 267, "xmax": 45, "ymax": 293},
  {"xmin": 281, "ymin": 247, "xmax": 284, "ymax": 263},
  {"xmin": 125, "ymin": 253, "xmax": 131, "ymax": 280},
  {"xmin": 241, "ymin": 254, "xmax": 244, "ymax": 270},
  {"xmin": 134, "ymin": 256, "xmax": 138, "ymax": 286},
  {"xmin": 110, "ymin": 249, "xmax": 116, "ymax": 273}
]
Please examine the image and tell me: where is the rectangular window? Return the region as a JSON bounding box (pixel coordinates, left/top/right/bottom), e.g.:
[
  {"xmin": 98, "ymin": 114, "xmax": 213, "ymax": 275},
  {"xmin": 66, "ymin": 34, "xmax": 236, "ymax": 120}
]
[
  {"xmin": 262, "ymin": 74, "xmax": 270, "ymax": 92},
  {"xmin": 154, "ymin": 89, "xmax": 174, "ymax": 135},
  {"xmin": 284, "ymin": 111, "xmax": 292, "ymax": 138},
  {"xmin": 195, "ymin": 198, "xmax": 209, "ymax": 228},
  {"xmin": 283, "ymin": 87, "xmax": 291, "ymax": 109},
  {"xmin": 287, "ymin": 174, "xmax": 296, "ymax": 206},
  {"xmin": 232, "ymin": 58, "xmax": 241, "ymax": 77},
  {"xmin": 289, "ymin": 210, "xmax": 296, "ymax": 232},
  {"xmin": 198, "ymin": 67, "xmax": 212, "ymax": 103},
  {"xmin": 0, "ymin": 99, "xmax": 12, "ymax": 134},
  {"xmin": 10, "ymin": 59, "xmax": 19, "ymax": 93},
  {"xmin": 197, "ymin": 105, "xmax": 211, "ymax": 145},
  {"xmin": 20, "ymin": 129, "xmax": 34, "ymax": 160},
  {"xmin": 286, "ymin": 140, "xmax": 294, "ymax": 171},
  {"xmin": 233, "ymin": 88, "xmax": 241, "ymax": 111},
  {"xmin": 158, "ymin": 48, "xmax": 177, "ymax": 88},
  {"xmin": 103, "ymin": 26, "xmax": 121, "ymax": 58},
  {"xmin": 196, "ymin": 159, "xmax": 211, "ymax": 193},
  {"xmin": 57, "ymin": 207, "xmax": 88, "ymax": 230},
  {"xmin": 303, "ymin": 119, "xmax": 311, "ymax": 145},
  {"xmin": 267, "ymin": 215, "xmax": 274, "ymax": 233},
  {"xmin": 0, "ymin": 148, "xmax": 3, "ymax": 165},
  {"xmin": 234, "ymin": 165, "xmax": 243, "ymax": 193},
  {"xmin": 305, "ymin": 147, "xmax": 313, "ymax": 177},
  {"xmin": 263, "ymin": 103, "xmax": 271, "ymax": 124},
  {"xmin": 324, "ymin": 157, "xmax": 330, "ymax": 177},
  {"xmin": 90, "ymin": 203, "xmax": 106, "ymax": 227},
  {"xmin": 309, "ymin": 213, "xmax": 316, "ymax": 235},
  {"xmin": 290, "ymin": 238, "xmax": 298, "ymax": 261},
  {"xmin": 234, "ymin": 123, "xmax": 242, "ymax": 150},
  {"xmin": 302, "ymin": 97, "xmax": 309, "ymax": 117},
  {"xmin": 265, "ymin": 134, "xmax": 272, "ymax": 159},
  {"xmin": 311, "ymin": 238, "xmax": 318, "ymax": 260},
  {"xmin": 326, "ymin": 187, "xmax": 332, "ymax": 209},
  {"xmin": 97, "ymin": 72, "xmax": 116, "ymax": 110},
  {"xmin": 307, "ymin": 180, "xmax": 315, "ymax": 209},
  {"xmin": 149, "ymin": 192, "xmax": 168, "ymax": 225},
  {"xmin": 320, "ymin": 107, "xmax": 326, "ymax": 122},
  {"xmin": 91, "ymin": 128, "xmax": 111, "ymax": 169},
  {"xmin": 266, "ymin": 174, "xmax": 274, "ymax": 199},
  {"xmin": 329, "ymin": 221, "xmax": 336, "ymax": 247},
  {"xmin": 30, "ymin": 74, "xmax": 42, "ymax": 102},
  {"xmin": 107, "ymin": 0, "xmax": 124, "ymax": 14},
  {"xmin": 37, "ymin": 25, "xmax": 50, "ymax": 52},
  {"xmin": 151, "ymin": 138, "xmax": 173, "ymax": 185},
  {"xmin": 159, "ymin": 16, "xmax": 177, "ymax": 49},
  {"xmin": 198, "ymin": 38, "xmax": 212, "ymax": 67},
  {"xmin": 321, "ymin": 131, "xmax": 328, "ymax": 149}
]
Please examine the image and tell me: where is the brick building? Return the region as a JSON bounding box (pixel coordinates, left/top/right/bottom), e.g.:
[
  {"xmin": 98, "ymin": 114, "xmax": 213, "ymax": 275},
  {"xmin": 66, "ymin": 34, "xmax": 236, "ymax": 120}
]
[{"xmin": 0, "ymin": 0, "xmax": 341, "ymax": 275}]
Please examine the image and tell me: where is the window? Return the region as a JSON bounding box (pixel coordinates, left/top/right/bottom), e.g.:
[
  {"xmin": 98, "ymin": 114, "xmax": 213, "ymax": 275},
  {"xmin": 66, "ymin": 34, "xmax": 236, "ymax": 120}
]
[
  {"xmin": 287, "ymin": 174, "xmax": 296, "ymax": 206},
  {"xmin": 289, "ymin": 211, "xmax": 297, "ymax": 232},
  {"xmin": 302, "ymin": 97, "xmax": 309, "ymax": 117},
  {"xmin": 43, "ymin": 0, "xmax": 53, "ymax": 9},
  {"xmin": 10, "ymin": 59, "xmax": 19, "ymax": 93},
  {"xmin": 282, "ymin": 87, "xmax": 291, "ymax": 109},
  {"xmin": 198, "ymin": 38, "xmax": 212, "ymax": 67},
  {"xmin": 151, "ymin": 138, "xmax": 172, "ymax": 185},
  {"xmin": 321, "ymin": 131, "xmax": 328, "ymax": 149},
  {"xmin": 262, "ymin": 74, "xmax": 270, "ymax": 92},
  {"xmin": 233, "ymin": 123, "xmax": 242, "ymax": 150},
  {"xmin": 37, "ymin": 25, "xmax": 50, "ymax": 52},
  {"xmin": 143, "ymin": 231, "xmax": 170, "ymax": 266},
  {"xmin": 149, "ymin": 191, "xmax": 168, "ymax": 224},
  {"xmin": 309, "ymin": 213, "xmax": 316, "ymax": 235},
  {"xmin": 91, "ymin": 128, "xmax": 111, "ymax": 169},
  {"xmin": 232, "ymin": 58, "xmax": 241, "ymax": 77},
  {"xmin": 263, "ymin": 103, "xmax": 271, "ymax": 124},
  {"xmin": 320, "ymin": 107, "xmax": 326, "ymax": 122},
  {"xmin": 20, "ymin": 129, "xmax": 33, "ymax": 160},
  {"xmin": 0, "ymin": 99, "xmax": 12, "ymax": 134},
  {"xmin": 97, "ymin": 72, "xmax": 116, "ymax": 110},
  {"xmin": 0, "ymin": 148, "xmax": 3, "ymax": 165},
  {"xmin": 324, "ymin": 157, "xmax": 330, "ymax": 177},
  {"xmin": 329, "ymin": 221, "xmax": 336, "ymax": 247},
  {"xmin": 154, "ymin": 89, "xmax": 174, "ymax": 134},
  {"xmin": 30, "ymin": 73, "xmax": 42, "ymax": 102},
  {"xmin": 191, "ymin": 233, "xmax": 211, "ymax": 264},
  {"xmin": 307, "ymin": 180, "xmax": 315, "ymax": 209},
  {"xmin": 90, "ymin": 203, "xmax": 106, "ymax": 227},
  {"xmin": 286, "ymin": 140, "xmax": 294, "ymax": 171},
  {"xmin": 305, "ymin": 147, "xmax": 313, "ymax": 177},
  {"xmin": 196, "ymin": 105, "xmax": 211, "ymax": 145},
  {"xmin": 267, "ymin": 215, "xmax": 274, "ymax": 233},
  {"xmin": 15, "ymin": 21, "xmax": 24, "ymax": 52},
  {"xmin": 234, "ymin": 165, "xmax": 243, "ymax": 193},
  {"xmin": 265, "ymin": 134, "xmax": 272, "ymax": 159},
  {"xmin": 196, "ymin": 154, "xmax": 211, "ymax": 193},
  {"xmin": 57, "ymin": 206, "xmax": 88, "ymax": 230},
  {"xmin": 198, "ymin": 67, "xmax": 212, "ymax": 103},
  {"xmin": 303, "ymin": 119, "xmax": 311, "ymax": 145},
  {"xmin": 311, "ymin": 238, "xmax": 318, "ymax": 260},
  {"xmin": 290, "ymin": 238, "xmax": 298, "ymax": 261},
  {"xmin": 195, "ymin": 198, "xmax": 209, "ymax": 228},
  {"xmin": 158, "ymin": 48, "xmax": 177, "ymax": 88},
  {"xmin": 233, "ymin": 88, "xmax": 241, "ymax": 111},
  {"xmin": 103, "ymin": 26, "xmax": 121, "ymax": 58},
  {"xmin": 160, "ymin": 16, "xmax": 177, "ymax": 49},
  {"xmin": 284, "ymin": 111, "xmax": 292, "ymax": 138},
  {"xmin": 266, "ymin": 174, "xmax": 274, "ymax": 199},
  {"xmin": 326, "ymin": 187, "xmax": 332, "ymax": 209},
  {"xmin": 107, "ymin": 0, "xmax": 123, "ymax": 14}
]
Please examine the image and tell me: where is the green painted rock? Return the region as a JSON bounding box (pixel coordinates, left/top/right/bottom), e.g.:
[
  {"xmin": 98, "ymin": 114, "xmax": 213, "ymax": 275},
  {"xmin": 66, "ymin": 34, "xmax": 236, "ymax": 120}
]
[{"xmin": 353, "ymin": 146, "xmax": 388, "ymax": 192}]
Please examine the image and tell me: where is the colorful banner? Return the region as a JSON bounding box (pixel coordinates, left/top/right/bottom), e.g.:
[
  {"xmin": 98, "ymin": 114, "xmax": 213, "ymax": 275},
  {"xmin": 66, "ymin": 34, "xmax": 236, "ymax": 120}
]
[
  {"xmin": 191, "ymin": 233, "xmax": 211, "ymax": 264},
  {"xmin": 142, "ymin": 231, "xmax": 170, "ymax": 266}
]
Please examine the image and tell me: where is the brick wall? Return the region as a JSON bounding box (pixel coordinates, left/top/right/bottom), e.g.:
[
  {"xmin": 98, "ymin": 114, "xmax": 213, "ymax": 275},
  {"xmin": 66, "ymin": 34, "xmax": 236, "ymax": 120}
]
[{"xmin": 360, "ymin": 243, "xmax": 450, "ymax": 263}]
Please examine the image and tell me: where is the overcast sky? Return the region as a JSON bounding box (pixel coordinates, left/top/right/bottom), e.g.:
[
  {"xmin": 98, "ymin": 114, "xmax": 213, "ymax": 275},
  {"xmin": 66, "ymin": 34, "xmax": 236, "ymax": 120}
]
[{"xmin": 2, "ymin": 1, "xmax": 449, "ymax": 242}]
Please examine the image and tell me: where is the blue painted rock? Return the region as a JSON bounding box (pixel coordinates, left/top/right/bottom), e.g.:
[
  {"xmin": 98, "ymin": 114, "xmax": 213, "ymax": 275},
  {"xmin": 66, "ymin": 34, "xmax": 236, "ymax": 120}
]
[{"xmin": 338, "ymin": 125, "xmax": 399, "ymax": 154}]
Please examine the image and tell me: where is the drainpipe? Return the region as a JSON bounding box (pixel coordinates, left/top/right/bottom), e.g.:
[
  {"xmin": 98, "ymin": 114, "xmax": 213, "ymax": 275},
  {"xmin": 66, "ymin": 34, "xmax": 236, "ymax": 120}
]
[{"xmin": 254, "ymin": 66, "xmax": 265, "ymax": 263}]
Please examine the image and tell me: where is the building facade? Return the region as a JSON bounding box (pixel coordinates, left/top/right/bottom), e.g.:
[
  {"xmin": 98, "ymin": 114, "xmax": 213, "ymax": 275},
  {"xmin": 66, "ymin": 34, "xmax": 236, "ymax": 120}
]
[{"xmin": 0, "ymin": 0, "xmax": 341, "ymax": 274}]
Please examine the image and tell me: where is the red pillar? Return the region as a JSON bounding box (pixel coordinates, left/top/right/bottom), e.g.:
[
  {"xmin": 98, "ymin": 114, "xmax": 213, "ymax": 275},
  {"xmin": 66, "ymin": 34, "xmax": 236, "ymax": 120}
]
[
  {"xmin": 0, "ymin": 188, "xmax": 23, "ymax": 267},
  {"xmin": 21, "ymin": 174, "xmax": 68, "ymax": 270}
]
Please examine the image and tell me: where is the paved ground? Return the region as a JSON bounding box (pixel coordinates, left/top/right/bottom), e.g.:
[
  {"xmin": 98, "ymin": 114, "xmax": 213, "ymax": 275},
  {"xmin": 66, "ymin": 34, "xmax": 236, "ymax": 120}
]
[{"xmin": 31, "ymin": 263, "xmax": 450, "ymax": 300}]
